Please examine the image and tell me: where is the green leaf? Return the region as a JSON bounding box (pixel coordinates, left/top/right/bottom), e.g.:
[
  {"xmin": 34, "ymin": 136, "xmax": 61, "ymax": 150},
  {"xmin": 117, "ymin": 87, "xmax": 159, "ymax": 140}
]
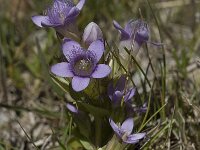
[{"xmin": 80, "ymin": 140, "xmax": 95, "ymax": 150}]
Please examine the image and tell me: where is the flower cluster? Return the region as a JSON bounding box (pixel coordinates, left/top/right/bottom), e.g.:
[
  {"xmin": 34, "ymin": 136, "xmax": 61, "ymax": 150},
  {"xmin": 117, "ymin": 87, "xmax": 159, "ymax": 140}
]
[{"xmin": 32, "ymin": 0, "xmax": 153, "ymax": 148}]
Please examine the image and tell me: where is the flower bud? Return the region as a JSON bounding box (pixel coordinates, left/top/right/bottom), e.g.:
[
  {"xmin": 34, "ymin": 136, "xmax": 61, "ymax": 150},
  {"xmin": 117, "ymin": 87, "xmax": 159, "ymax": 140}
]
[{"xmin": 83, "ymin": 22, "xmax": 103, "ymax": 45}]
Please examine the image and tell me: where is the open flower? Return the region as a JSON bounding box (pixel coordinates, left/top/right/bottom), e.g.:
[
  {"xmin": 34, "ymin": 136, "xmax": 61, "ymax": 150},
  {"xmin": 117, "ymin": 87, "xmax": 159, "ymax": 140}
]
[
  {"xmin": 32, "ymin": 0, "xmax": 85, "ymax": 35},
  {"xmin": 113, "ymin": 19, "xmax": 149, "ymax": 49},
  {"xmin": 83, "ymin": 22, "xmax": 103, "ymax": 45},
  {"xmin": 108, "ymin": 76, "xmax": 135, "ymax": 106},
  {"xmin": 109, "ymin": 118, "xmax": 146, "ymax": 144},
  {"xmin": 51, "ymin": 39, "xmax": 111, "ymax": 92}
]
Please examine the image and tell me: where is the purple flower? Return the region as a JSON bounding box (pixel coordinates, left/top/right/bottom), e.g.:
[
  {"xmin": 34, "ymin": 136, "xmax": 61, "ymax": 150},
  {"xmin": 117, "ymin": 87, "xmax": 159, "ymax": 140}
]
[
  {"xmin": 109, "ymin": 118, "xmax": 146, "ymax": 144},
  {"xmin": 51, "ymin": 39, "xmax": 111, "ymax": 92},
  {"xmin": 83, "ymin": 22, "xmax": 103, "ymax": 45},
  {"xmin": 108, "ymin": 76, "xmax": 135, "ymax": 106},
  {"xmin": 32, "ymin": 0, "xmax": 85, "ymax": 34},
  {"xmin": 113, "ymin": 19, "xmax": 149, "ymax": 48}
]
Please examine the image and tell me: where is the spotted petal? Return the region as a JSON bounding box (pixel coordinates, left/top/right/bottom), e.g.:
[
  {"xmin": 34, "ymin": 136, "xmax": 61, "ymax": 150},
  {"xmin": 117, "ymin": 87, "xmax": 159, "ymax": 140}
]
[
  {"xmin": 91, "ymin": 64, "xmax": 111, "ymax": 78},
  {"xmin": 88, "ymin": 40, "xmax": 104, "ymax": 62},
  {"xmin": 51, "ymin": 62, "xmax": 74, "ymax": 77},
  {"xmin": 121, "ymin": 118, "xmax": 134, "ymax": 135},
  {"xmin": 72, "ymin": 76, "xmax": 90, "ymax": 92},
  {"xmin": 62, "ymin": 39, "xmax": 82, "ymax": 61}
]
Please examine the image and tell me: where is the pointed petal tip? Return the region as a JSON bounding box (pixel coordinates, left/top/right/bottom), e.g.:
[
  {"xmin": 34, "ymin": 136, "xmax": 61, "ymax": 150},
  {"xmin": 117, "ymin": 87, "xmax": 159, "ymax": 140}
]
[{"xmin": 76, "ymin": 0, "xmax": 86, "ymax": 10}]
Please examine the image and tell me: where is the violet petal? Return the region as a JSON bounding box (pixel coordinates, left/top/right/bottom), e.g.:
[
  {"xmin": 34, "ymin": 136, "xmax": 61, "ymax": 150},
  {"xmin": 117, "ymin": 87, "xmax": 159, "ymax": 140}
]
[
  {"xmin": 66, "ymin": 6, "xmax": 80, "ymax": 19},
  {"xmin": 124, "ymin": 88, "xmax": 136, "ymax": 102},
  {"xmin": 88, "ymin": 40, "xmax": 104, "ymax": 62},
  {"xmin": 91, "ymin": 64, "xmax": 111, "ymax": 78},
  {"xmin": 127, "ymin": 133, "xmax": 146, "ymax": 141},
  {"xmin": 121, "ymin": 118, "xmax": 134, "ymax": 135},
  {"xmin": 124, "ymin": 19, "xmax": 135, "ymax": 35},
  {"xmin": 109, "ymin": 118, "xmax": 121, "ymax": 137},
  {"xmin": 51, "ymin": 62, "xmax": 74, "ymax": 77},
  {"xmin": 62, "ymin": 40, "xmax": 82, "ymax": 61},
  {"xmin": 76, "ymin": 0, "xmax": 85, "ymax": 10},
  {"xmin": 31, "ymin": 15, "xmax": 53, "ymax": 28},
  {"xmin": 72, "ymin": 76, "xmax": 90, "ymax": 92},
  {"xmin": 123, "ymin": 139, "xmax": 139, "ymax": 144},
  {"xmin": 113, "ymin": 20, "xmax": 130, "ymax": 40},
  {"xmin": 66, "ymin": 103, "xmax": 78, "ymax": 113}
]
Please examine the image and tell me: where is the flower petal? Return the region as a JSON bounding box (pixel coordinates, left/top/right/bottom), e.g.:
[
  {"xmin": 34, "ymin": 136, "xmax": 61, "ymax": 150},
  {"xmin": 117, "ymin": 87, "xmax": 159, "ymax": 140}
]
[
  {"xmin": 109, "ymin": 118, "xmax": 121, "ymax": 137},
  {"xmin": 66, "ymin": 103, "xmax": 78, "ymax": 113},
  {"xmin": 113, "ymin": 20, "xmax": 130, "ymax": 40},
  {"xmin": 124, "ymin": 19, "xmax": 135, "ymax": 35},
  {"xmin": 72, "ymin": 76, "xmax": 90, "ymax": 92},
  {"xmin": 121, "ymin": 118, "xmax": 134, "ymax": 135},
  {"xmin": 91, "ymin": 64, "xmax": 111, "ymax": 78},
  {"xmin": 123, "ymin": 139, "xmax": 139, "ymax": 144},
  {"xmin": 88, "ymin": 40, "xmax": 104, "ymax": 62},
  {"xmin": 127, "ymin": 133, "xmax": 146, "ymax": 141},
  {"xmin": 67, "ymin": 6, "xmax": 80, "ymax": 19},
  {"xmin": 76, "ymin": 0, "xmax": 85, "ymax": 10},
  {"xmin": 124, "ymin": 88, "xmax": 136, "ymax": 102},
  {"xmin": 62, "ymin": 39, "xmax": 82, "ymax": 61},
  {"xmin": 31, "ymin": 15, "xmax": 52, "ymax": 28},
  {"xmin": 51, "ymin": 62, "xmax": 74, "ymax": 77}
]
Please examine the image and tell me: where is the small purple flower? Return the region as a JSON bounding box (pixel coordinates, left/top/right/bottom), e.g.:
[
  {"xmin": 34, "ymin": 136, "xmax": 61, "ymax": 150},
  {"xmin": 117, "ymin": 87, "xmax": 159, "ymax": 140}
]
[
  {"xmin": 109, "ymin": 118, "xmax": 146, "ymax": 144},
  {"xmin": 83, "ymin": 22, "xmax": 103, "ymax": 45},
  {"xmin": 108, "ymin": 76, "xmax": 135, "ymax": 106},
  {"xmin": 32, "ymin": 0, "xmax": 85, "ymax": 33},
  {"xmin": 51, "ymin": 39, "xmax": 111, "ymax": 92},
  {"xmin": 113, "ymin": 19, "xmax": 149, "ymax": 48}
]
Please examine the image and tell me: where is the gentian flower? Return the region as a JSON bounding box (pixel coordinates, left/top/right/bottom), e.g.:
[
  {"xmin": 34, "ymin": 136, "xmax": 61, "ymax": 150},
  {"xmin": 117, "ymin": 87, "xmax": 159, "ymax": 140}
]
[
  {"xmin": 113, "ymin": 19, "xmax": 149, "ymax": 49},
  {"xmin": 51, "ymin": 39, "xmax": 111, "ymax": 92},
  {"xmin": 108, "ymin": 76, "xmax": 135, "ymax": 106},
  {"xmin": 32, "ymin": 0, "xmax": 85, "ymax": 35},
  {"xmin": 83, "ymin": 22, "xmax": 103, "ymax": 45},
  {"xmin": 109, "ymin": 118, "xmax": 146, "ymax": 144}
]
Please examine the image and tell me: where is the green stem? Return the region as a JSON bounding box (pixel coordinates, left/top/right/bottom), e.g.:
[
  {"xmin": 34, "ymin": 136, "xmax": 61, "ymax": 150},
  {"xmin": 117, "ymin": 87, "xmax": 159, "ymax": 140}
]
[{"xmin": 95, "ymin": 118, "xmax": 102, "ymax": 147}]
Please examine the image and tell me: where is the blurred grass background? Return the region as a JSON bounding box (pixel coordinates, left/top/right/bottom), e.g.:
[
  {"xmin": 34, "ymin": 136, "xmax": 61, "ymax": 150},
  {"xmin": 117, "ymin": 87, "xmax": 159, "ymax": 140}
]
[{"xmin": 0, "ymin": 0, "xmax": 200, "ymax": 149}]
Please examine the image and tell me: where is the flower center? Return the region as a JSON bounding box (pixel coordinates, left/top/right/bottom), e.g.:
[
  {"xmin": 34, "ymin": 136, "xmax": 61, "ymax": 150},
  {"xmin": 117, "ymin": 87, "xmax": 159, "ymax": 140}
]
[
  {"xmin": 121, "ymin": 132, "xmax": 129, "ymax": 141},
  {"xmin": 73, "ymin": 57, "xmax": 95, "ymax": 77},
  {"xmin": 59, "ymin": 12, "xmax": 66, "ymax": 24}
]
